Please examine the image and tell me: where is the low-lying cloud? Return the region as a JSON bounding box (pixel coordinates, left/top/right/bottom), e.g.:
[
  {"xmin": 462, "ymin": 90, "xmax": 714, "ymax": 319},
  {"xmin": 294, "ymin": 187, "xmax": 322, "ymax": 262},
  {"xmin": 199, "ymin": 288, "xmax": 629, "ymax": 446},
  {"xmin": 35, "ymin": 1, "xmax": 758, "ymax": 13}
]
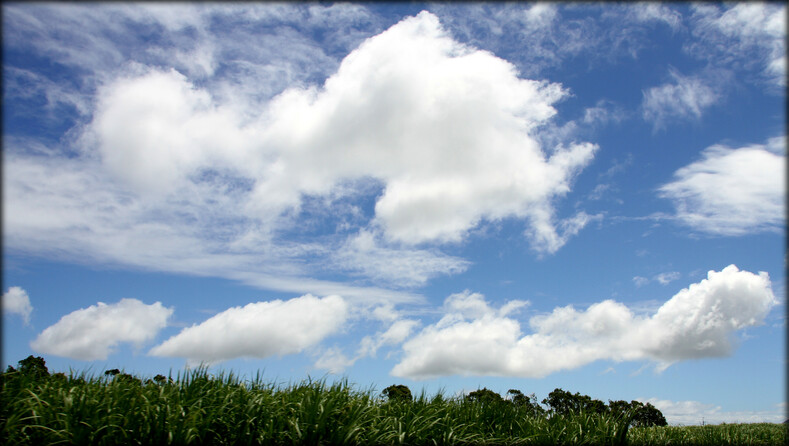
[
  {"xmin": 31, "ymin": 298, "xmax": 173, "ymax": 360},
  {"xmin": 392, "ymin": 265, "xmax": 776, "ymax": 379},
  {"xmin": 645, "ymin": 398, "xmax": 786, "ymax": 425},
  {"xmin": 149, "ymin": 294, "xmax": 348, "ymax": 363}
]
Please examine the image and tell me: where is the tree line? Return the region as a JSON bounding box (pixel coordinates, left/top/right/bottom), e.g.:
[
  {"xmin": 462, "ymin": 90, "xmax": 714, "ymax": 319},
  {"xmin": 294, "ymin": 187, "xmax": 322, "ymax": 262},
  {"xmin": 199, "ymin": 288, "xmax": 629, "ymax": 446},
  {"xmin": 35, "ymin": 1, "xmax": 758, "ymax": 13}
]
[
  {"xmin": 5, "ymin": 355, "xmax": 667, "ymax": 428},
  {"xmin": 382, "ymin": 385, "xmax": 667, "ymax": 427}
]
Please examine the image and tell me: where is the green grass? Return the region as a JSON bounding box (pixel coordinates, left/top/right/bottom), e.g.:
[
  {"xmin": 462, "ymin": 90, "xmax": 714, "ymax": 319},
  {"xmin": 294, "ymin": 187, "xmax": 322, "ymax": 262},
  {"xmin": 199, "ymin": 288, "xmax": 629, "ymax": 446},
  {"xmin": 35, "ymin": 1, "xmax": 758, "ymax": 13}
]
[
  {"xmin": 1, "ymin": 368, "xmax": 785, "ymax": 445},
  {"xmin": 627, "ymin": 423, "xmax": 787, "ymax": 446}
]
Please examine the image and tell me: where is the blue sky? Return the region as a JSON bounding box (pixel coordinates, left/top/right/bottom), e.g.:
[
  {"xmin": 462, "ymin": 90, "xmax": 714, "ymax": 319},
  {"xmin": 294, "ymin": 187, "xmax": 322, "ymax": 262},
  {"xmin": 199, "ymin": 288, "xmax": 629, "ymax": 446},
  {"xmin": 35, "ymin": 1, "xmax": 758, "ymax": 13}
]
[{"xmin": 2, "ymin": 3, "xmax": 785, "ymax": 425}]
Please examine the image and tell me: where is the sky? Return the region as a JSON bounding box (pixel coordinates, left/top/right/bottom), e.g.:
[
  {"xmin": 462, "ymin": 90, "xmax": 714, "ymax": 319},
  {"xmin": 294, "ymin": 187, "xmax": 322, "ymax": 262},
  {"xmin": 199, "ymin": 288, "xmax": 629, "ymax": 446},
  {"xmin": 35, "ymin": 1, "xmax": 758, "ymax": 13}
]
[{"xmin": 2, "ymin": 2, "xmax": 786, "ymax": 426}]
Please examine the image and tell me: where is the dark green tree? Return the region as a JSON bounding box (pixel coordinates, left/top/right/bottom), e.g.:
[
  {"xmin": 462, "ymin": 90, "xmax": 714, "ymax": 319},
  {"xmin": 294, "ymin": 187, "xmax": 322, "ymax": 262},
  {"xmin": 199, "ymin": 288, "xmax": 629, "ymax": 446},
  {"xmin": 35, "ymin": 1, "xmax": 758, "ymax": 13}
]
[
  {"xmin": 507, "ymin": 389, "xmax": 546, "ymax": 416},
  {"xmin": 608, "ymin": 400, "xmax": 632, "ymax": 418},
  {"xmin": 466, "ymin": 388, "xmax": 504, "ymax": 405},
  {"xmin": 543, "ymin": 388, "xmax": 580, "ymax": 415},
  {"xmin": 104, "ymin": 369, "xmax": 121, "ymax": 377},
  {"xmin": 507, "ymin": 389, "xmax": 528, "ymax": 406},
  {"xmin": 543, "ymin": 388, "xmax": 607, "ymax": 415},
  {"xmin": 17, "ymin": 355, "xmax": 49, "ymax": 379},
  {"xmin": 382, "ymin": 384, "xmax": 412, "ymax": 402},
  {"xmin": 631, "ymin": 401, "xmax": 668, "ymax": 427},
  {"xmin": 585, "ymin": 397, "xmax": 608, "ymax": 415}
]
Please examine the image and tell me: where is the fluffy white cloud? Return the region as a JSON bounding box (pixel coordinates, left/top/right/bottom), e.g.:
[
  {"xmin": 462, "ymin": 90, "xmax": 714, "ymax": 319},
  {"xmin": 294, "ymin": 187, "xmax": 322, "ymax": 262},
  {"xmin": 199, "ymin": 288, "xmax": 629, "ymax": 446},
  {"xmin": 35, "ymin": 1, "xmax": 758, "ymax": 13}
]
[
  {"xmin": 392, "ymin": 265, "xmax": 776, "ymax": 379},
  {"xmin": 645, "ymin": 398, "xmax": 786, "ymax": 425},
  {"xmin": 149, "ymin": 294, "xmax": 348, "ymax": 363},
  {"xmin": 3, "ymin": 10, "xmax": 596, "ymax": 302},
  {"xmin": 3, "ymin": 286, "xmax": 33, "ymax": 325},
  {"xmin": 642, "ymin": 69, "xmax": 720, "ymax": 129},
  {"xmin": 254, "ymin": 10, "xmax": 597, "ymax": 247},
  {"xmin": 659, "ymin": 136, "xmax": 786, "ymax": 236},
  {"xmin": 87, "ymin": 67, "xmax": 261, "ymax": 196},
  {"xmin": 31, "ymin": 298, "xmax": 173, "ymax": 360}
]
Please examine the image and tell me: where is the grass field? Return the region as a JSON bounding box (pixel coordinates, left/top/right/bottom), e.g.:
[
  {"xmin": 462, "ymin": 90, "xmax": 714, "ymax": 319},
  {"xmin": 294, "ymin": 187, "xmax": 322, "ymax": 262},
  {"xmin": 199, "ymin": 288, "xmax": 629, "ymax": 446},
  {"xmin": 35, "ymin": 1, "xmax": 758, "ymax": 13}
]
[{"xmin": 2, "ymin": 368, "xmax": 785, "ymax": 445}]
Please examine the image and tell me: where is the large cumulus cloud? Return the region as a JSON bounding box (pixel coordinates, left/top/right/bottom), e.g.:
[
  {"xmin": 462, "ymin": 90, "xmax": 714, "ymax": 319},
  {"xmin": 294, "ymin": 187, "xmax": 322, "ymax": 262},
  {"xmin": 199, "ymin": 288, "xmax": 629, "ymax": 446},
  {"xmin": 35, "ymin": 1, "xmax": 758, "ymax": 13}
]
[
  {"xmin": 251, "ymin": 11, "xmax": 596, "ymax": 248},
  {"xmin": 3, "ymin": 10, "xmax": 598, "ymax": 300},
  {"xmin": 392, "ymin": 265, "xmax": 776, "ymax": 379}
]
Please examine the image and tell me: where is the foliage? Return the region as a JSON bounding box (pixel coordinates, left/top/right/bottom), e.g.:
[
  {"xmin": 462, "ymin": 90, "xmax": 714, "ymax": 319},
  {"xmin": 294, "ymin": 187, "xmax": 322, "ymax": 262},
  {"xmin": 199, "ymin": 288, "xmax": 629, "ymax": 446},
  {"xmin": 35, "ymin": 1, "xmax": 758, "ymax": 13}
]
[
  {"xmin": 466, "ymin": 387, "xmax": 504, "ymax": 405},
  {"xmin": 507, "ymin": 389, "xmax": 546, "ymax": 417},
  {"xmin": 381, "ymin": 384, "xmax": 412, "ymax": 403},
  {"xmin": 628, "ymin": 423, "xmax": 785, "ymax": 445},
  {"xmin": 1, "ymin": 357, "xmax": 782, "ymax": 445},
  {"xmin": 630, "ymin": 401, "xmax": 668, "ymax": 427},
  {"xmin": 17, "ymin": 355, "xmax": 50, "ymax": 379},
  {"xmin": 608, "ymin": 399, "xmax": 668, "ymax": 428},
  {"xmin": 543, "ymin": 387, "xmax": 607, "ymax": 416}
]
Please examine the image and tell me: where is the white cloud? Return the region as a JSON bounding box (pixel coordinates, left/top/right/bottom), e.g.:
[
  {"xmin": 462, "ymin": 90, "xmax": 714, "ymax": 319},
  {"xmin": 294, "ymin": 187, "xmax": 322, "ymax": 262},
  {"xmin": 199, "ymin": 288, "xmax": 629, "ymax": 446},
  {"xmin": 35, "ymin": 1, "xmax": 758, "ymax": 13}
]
[
  {"xmin": 645, "ymin": 398, "xmax": 786, "ymax": 425},
  {"xmin": 314, "ymin": 312, "xmax": 421, "ymax": 374},
  {"xmin": 255, "ymin": 10, "xmax": 597, "ymax": 247},
  {"xmin": 659, "ymin": 136, "xmax": 786, "ymax": 236},
  {"xmin": 635, "ymin": 272, "xmax": 681, "ymax": 287},
  {"xmin": 642, "ymin": 69, "xmax": 720, "ymax": 129},
  {"xmin": 331, "ymin": 230, "xmax": 470, "ymax": 288},
  {"xmin": 2, "ymin": 148, "xmax": 423, "ymax": 306},
  {"xmin": 30, "ymin": 298, "xmax": 173, "ymax": 360},
  {"xmin": 392, "ymin": 265, "xmax": 776, "ymax": 379},
  {"xmin": 87, "ymin": 67, "xmax": 262, "ymax": 196},
  {"xmin": 357, "ymin": 319, "xmax": 421, "ymax": 359},
  {"xmin": 149, "ymin": 294, "xmax": 348, "ymax": 363},
  {"xmin": 4, "ymin": 9, "xmax": 597, "ymax": 303},
  {"xmin": 582, "ymin": 100, "xmax": 627, "ymax": 127},
  {"xmin": 314, "ymin": 347, "xmax": 355, "ymax": 374},
  {"xmin": 655, "ymin": 272, "xmax": 681, "ymax": 285},
  {"xmin": 3, "ymin": 286, "xmax": 33, "ymax": 325},
  {"xmin": 690, "ymin": 3, "xmax": 786, "ymax": 86},
  {"xmin": 435, "ymin": 4, "xmax": 686, "ymax": 79},
  {"xmin": 526, "ymin": 211, "xmax": 603, "ymax": 254},
  {"xmin": 627, "ymin": 3, "xmax": 682, "ymax": 29}
]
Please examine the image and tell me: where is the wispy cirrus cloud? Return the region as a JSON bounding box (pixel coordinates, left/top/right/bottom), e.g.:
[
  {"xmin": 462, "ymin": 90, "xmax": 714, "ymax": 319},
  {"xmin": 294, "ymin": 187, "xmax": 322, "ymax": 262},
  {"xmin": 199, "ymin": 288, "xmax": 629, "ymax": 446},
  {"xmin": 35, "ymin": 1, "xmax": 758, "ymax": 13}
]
[
  {"xmin": 659, "ymin": 136, "xmax": 786, "ymax": 236},
  {"xmin": 331, "ymin": 230, "xmax": 470, "ymax": 288},
  {"xmin": 688, "ymin": 3, "xmax": 786, "ymax": 87},
  {"xmin": 434, "ymin": 3, "xmax": 684, "ymax": 79},
  {"xmin": 642, "ymin": 68, "xmax": 721, "ymax": 130},
  {"xmin": 633, "ymin": 272, "xmax": 681, "ymax": 287}
]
